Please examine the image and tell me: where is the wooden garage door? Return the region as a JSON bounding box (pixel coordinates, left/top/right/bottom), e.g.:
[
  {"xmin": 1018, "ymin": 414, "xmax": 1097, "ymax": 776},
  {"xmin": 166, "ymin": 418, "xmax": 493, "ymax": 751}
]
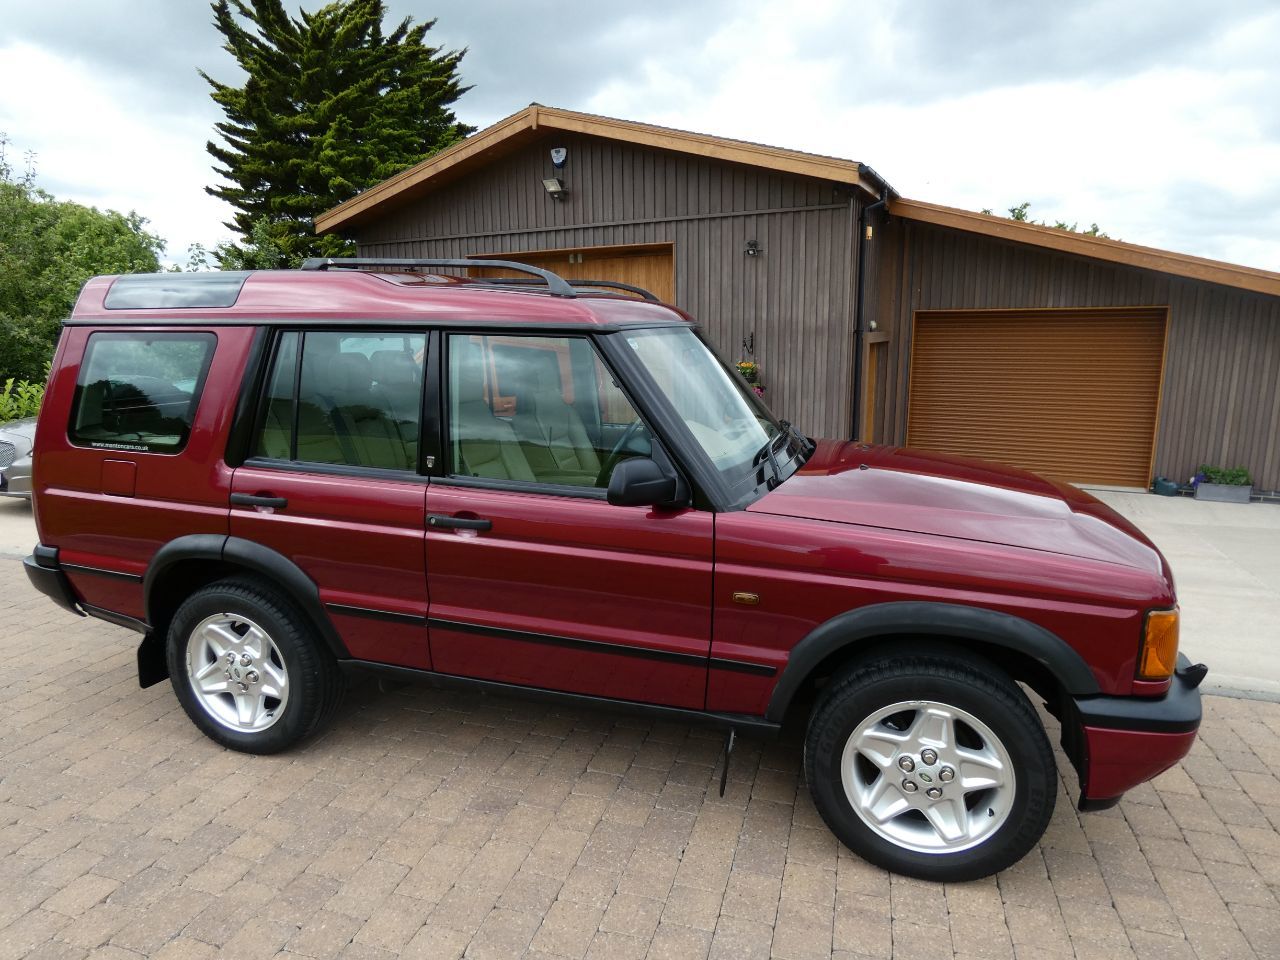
[
  {"xmin": 470, "ymin": 243, "xmax": 674, "ymax": 303},
  {"xmin": 907, "ymin": 308, "xmax": 1168, "ymax": 487}
]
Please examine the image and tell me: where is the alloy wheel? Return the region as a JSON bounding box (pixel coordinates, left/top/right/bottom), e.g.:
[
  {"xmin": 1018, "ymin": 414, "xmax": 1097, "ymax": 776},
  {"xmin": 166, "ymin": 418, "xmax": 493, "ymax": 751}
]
[
  {"xmin": 184, "ymin": 612, "xmax": 290, "ymax": 733},
  {"xmin": 840, "ymin": 699, "xmax": 1015, "ymax": 854}
]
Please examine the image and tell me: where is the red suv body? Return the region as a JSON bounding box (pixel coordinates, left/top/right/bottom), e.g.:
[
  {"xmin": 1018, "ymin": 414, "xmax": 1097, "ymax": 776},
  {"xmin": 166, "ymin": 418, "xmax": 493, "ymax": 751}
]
[{"xmin": 25, "ymin": 262, "xmax": 1203, "ymax": 880}]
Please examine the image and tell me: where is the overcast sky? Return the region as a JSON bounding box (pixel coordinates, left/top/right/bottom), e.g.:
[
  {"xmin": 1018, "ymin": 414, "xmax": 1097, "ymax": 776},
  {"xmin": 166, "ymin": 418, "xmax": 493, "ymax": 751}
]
[{"xmin": 2, "ymin": 1, "xmax": 1278, "ymax": 270}]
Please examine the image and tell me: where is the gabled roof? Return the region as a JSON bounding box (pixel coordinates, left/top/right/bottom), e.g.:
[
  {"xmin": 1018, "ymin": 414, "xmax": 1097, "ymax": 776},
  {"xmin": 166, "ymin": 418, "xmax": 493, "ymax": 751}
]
[
  {"xmin": 891, "ymin": 198, "xmax": 1280, "ymax": 299},
  {"xmin": 314, "ymin": 104, "xmax": 885, "ymax": 234}
]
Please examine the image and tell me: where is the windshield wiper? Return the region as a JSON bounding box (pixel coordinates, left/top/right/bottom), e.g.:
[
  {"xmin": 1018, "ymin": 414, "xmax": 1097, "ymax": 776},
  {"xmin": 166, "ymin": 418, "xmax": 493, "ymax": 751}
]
[
  {"xmin": 778, "ymin": 420, "xmax": 815, "ymax": 457},
  {"xmin": 752, "ymin": 429, "xmax": 785, "ymax": 488}
]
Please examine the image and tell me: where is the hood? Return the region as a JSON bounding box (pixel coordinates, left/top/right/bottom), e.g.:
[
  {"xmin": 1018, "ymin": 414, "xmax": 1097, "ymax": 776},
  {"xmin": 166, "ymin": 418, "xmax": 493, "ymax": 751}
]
[{"xmin": 748, "ymin": 441, "xmax": 1163, "ymax": 573}]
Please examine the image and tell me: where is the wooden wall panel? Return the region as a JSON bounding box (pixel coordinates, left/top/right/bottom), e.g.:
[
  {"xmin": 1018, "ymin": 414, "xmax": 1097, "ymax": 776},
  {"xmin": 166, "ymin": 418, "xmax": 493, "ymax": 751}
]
[
  {"xmin": 352, "ymin": 132, "xmax": 862, "ymax": 440},
  {"xmin": 874, "ymin": 220, "xmax": 1280, "ymax": 492}
]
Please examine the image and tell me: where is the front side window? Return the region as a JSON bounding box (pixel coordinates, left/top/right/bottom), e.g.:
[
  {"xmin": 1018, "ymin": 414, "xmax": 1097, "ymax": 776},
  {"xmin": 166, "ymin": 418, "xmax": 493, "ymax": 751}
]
[
  {"xmin": 251, "ymin": 330, "xmax": 425, "ymax": 471},
  {"xmin": 69, "ymin": 332, "xmax": 216, "ymax": 454},
  {"xmin": 447, "ymin": 333, "xmax": 649, "ymax": 489}
]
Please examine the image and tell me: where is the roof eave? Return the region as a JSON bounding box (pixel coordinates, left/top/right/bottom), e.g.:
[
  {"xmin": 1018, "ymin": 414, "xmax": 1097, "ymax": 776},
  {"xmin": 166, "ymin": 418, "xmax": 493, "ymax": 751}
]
[
  {"xmin": 315, "ymin": 104, "xmax": 880, "ymax": 235},
  {"xmin": 890, "ymin": 198, "xmax": 1280, "ymax": 300}
]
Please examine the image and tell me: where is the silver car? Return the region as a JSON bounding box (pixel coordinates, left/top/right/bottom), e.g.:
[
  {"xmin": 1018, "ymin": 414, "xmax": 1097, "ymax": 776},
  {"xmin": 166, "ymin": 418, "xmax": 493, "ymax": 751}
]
[{"xmin": 0, "ymin": 417, "xmax": 35, "ymax": 498}]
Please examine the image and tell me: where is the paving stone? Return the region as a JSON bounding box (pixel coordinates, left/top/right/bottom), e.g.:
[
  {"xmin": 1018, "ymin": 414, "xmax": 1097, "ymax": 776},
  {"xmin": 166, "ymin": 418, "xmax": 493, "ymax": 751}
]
[
  {"xmin": 285, "ymin": 910, "xmax": 363, "ymax": 960},
  {"xmin": 600, "ymin": 892, "xmax": 664, "ymax": 940},
  {"xmin": 647, "ymin": 921, "xmax": 713, "ymax": 960},
  {"xmin": 4, "ymin": 567, "xmax": 1280, "ymax": 960},
  {"xmin": 528, "ymin": 899, "xmax": 603, "ymax": 958},
  {"xmin": 584, "ymin": 929, "xmax": 649, "ymax": 960},
  {"xmin": 659, "ymin": 884, "xmax": 722, "ymax": 931},
  {"xmin": 771, "ymin": 897, "xmax": 834, "ymax": 960}
]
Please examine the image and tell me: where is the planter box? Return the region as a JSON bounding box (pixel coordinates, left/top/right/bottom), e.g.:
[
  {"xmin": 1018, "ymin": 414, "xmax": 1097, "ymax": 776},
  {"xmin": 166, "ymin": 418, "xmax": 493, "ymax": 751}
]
[{"xmin": 1194, "ymin": 482, "xmax": 1252, "ymax": 503}]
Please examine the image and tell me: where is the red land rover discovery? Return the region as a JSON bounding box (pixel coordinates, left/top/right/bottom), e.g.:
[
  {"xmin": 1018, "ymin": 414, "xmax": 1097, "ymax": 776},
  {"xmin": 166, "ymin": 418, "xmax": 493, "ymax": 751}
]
[{"xmin": 24, "ymin": 259, "xmax": 1204, "ymax": 881}]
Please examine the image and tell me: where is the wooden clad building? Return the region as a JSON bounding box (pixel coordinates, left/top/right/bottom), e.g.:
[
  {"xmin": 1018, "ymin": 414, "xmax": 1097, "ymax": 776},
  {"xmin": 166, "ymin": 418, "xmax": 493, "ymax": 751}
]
[{"xmin": 317, "ymin": 105, "xmax": 1280, "ymax": 494}]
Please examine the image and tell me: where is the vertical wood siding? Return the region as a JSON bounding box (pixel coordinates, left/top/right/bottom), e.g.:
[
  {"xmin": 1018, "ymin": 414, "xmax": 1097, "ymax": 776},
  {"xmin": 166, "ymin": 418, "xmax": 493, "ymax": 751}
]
[
  {"xmin": 351, "ymin": 132, "xmax": 862, "ymax": 439},
  {"xmin": 872, "ymin": 220, "xmax": 1280, "ymax": 491}
]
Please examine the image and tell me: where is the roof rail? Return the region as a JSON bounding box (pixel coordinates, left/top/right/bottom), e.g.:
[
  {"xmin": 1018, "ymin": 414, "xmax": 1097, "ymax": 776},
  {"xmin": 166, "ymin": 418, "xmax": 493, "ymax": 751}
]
[
  {"xmin": 300, "ymin": 257, "xmax": 577, "ymax": 298},
  {"xmin": 478, "ymin": 276, "xmax": 660, "ymax": 302}
]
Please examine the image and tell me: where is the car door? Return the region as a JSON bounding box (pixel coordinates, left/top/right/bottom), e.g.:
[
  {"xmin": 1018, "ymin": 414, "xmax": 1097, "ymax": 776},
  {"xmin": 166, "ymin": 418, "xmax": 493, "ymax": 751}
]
[
  {"xmin": 423, "ymin": 330, "xmax": 714, "ymax": 709},
  {"xmin": 230, "ymin": 328, "xmax": 432, "ymax": 669}
]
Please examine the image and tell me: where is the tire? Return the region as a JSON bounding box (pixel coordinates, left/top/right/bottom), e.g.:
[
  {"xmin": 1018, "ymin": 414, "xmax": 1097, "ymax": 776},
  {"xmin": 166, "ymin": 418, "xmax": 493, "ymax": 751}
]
[
  {"xmin": 166, "ymin": 578, "xmax": 343, "ymax": 754},
  {"xmin": 804, "ymin": 648, "xmax": 1056, "ymax": 881}
]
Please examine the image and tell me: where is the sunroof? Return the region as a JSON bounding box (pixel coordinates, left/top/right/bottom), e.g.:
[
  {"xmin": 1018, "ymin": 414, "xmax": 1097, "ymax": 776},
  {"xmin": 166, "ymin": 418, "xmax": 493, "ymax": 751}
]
[{"xmin": 104, "ymin": 272, "xmax": 251, "ymax": 310}]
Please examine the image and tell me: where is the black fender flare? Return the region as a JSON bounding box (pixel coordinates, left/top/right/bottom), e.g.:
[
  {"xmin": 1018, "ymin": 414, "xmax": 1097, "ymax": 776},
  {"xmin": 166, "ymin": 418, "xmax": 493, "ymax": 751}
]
[
  {"xmin": 765, "ymin": 601, "xmax": 1100, "ymax": 722},
  {"xmin": 144, "ymin": 534, "xmax": 349, "ymax": 660}
]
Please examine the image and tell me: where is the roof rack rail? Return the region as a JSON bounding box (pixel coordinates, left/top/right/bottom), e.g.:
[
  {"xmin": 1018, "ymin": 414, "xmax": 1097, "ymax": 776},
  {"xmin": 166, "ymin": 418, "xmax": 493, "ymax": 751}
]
[
  {"xmin": 300, "ymin": 257, "xmax": 578, "ymax": 298},
  {"xmin": 479, "ymin": 276, "xmax": 660, "ymax": 302}
]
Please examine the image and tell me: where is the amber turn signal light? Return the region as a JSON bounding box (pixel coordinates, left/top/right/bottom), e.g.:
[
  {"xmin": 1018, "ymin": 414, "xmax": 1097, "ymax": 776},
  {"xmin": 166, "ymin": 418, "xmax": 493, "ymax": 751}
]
[{"xmin": 1137, "ymin": 609, "xmax": 1180, "ymax": 680}]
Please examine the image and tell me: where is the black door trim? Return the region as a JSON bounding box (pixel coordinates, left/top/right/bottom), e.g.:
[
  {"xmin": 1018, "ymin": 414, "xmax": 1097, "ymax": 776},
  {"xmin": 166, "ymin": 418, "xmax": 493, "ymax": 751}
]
[
  {"xmin": 325, "ymin": 602, "xmax": 427, "ymax": 626},
  {"xmin": 62, "ymin": 563, "xmax": 144, "ymax": 583},
  {"xmin": 429, "ymin": 617, "xmax": 704, "ymax": 667},
  {"xmin": 428, "ymin": 617, "xmax": 772, "ymax": 676},
  {"xmin": 342, "ymin": 660, "xmax": 781, "ymax": 734}
]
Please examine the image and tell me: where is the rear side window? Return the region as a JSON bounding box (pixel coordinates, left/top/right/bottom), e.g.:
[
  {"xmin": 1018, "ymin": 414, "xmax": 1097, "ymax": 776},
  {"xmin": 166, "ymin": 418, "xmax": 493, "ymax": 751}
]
[
  {"xmin": 250, "ymin": 330, "xmax": 425, "ymax": 472},
  {"xmin": 69, "ymin": 332, "xmax": 216, "ymax": 454}
]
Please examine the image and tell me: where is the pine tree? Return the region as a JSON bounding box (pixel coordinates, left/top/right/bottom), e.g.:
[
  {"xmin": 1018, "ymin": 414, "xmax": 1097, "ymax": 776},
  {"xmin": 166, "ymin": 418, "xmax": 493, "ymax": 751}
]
[{"xmin": 202, "ymin": 0, "xmax": 472, "ymax": 264}]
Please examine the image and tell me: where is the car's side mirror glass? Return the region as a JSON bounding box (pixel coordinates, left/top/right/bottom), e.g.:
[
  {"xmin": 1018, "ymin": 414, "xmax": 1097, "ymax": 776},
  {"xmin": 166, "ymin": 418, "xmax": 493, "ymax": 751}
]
[{"xmin": 606, "ymin": 456, "xmax": 680, "ymax": 507}]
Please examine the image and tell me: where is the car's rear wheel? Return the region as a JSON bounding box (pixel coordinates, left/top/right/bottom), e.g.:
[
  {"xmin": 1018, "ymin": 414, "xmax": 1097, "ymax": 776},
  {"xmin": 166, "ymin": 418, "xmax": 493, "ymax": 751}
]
[
  {"xmin": 804, "ymin": 649, "xmax": 1056, "ymax": 881},
  {"xmin": 167, "ymin": 578, "xmax": 342, "ymax": 754}
]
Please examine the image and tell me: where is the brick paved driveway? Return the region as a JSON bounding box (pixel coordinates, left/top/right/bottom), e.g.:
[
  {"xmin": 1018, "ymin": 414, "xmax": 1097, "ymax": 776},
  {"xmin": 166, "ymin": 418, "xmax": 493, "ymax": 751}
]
[{"xmin": 3, "ymin": 565, "xmax": 1280, "ymax": 960}]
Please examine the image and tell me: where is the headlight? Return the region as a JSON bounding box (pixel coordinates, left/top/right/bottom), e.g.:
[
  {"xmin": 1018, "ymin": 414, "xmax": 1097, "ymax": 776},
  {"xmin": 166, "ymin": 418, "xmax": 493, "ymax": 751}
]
[{"xmin": 1137, "ymin": 608, "xmax": 1180, "ymax": 681}]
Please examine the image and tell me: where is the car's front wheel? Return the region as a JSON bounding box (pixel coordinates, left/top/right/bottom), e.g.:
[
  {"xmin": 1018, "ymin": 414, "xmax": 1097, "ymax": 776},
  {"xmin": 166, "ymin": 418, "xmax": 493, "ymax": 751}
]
[
  {"xmin": 167, "ymin": 578, "xmax": 342, "ymax": 754},
  {"xmin": 804, "ymin": 649, "xmax": 1056, "ymax": 881}
]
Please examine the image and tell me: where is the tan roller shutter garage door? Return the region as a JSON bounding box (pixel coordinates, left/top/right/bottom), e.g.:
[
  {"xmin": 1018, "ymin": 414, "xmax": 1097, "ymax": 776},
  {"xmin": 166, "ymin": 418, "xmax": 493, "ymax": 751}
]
[{"xmin": 907, "ymin": 308, "xmax": 1168, "ymax": 487}]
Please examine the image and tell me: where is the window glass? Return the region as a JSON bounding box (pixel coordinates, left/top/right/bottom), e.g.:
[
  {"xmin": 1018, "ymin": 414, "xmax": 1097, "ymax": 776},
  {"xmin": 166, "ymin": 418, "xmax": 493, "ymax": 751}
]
[
  {"xmin": 250, "ymin": 330, "xmax": 424, "ymax": 471},
  {"xmin": 252, "ymin": 332, "xmax": 298, "ymax": 460},
  {"xmin": 69, "ymin": 333, "xmax": 216, "ymax": 454},
  {"xmin": 448, "ymin": 334, "xmax": 648, "ymax": 488},
  {"xmin": 624, "ymin": 326, "xmax": 780, "ymax": 484}
]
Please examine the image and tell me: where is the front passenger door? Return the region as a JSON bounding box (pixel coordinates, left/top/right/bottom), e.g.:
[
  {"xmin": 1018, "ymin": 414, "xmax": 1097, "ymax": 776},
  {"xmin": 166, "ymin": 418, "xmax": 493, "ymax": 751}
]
[{"xmin": 424, "ymin": 332, "xmax": 714, "ymax": 709}]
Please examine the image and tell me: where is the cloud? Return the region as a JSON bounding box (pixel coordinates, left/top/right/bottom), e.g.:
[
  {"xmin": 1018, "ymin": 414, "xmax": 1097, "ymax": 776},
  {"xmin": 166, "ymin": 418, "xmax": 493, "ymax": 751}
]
[
  {"xmin": 0, "ymin": 41, "xmax": 235, "ymax": 262},
  {"xmin": 0, "ymin": 0, "xmax": 1277, "ymax": 270},
  {"xmin": 410, "ymin": 0, "xmax": 740, "ymax": 125},
  {"xmin": 2, "ymin": 2, "xmax": 235, "ymax": 118},
  {"xmin": 583, "ymin": 2, "xmax": 1280, "ymax": 270}
]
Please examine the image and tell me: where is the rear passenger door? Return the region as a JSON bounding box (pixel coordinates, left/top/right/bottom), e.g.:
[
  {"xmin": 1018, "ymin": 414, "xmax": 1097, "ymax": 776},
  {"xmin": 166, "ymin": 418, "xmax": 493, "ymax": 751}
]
[
  {"xmin": 230, "ymin": 329, "xmax": 432, "ymax": 668},
  {"xmin": 423, "ymin": 331, "xmax": 714, "ymax": 709}
]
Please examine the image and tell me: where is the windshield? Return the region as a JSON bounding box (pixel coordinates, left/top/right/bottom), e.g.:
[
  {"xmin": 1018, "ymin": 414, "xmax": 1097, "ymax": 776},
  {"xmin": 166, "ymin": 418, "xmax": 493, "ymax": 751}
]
[{"xmin": 622, "ymin": 326, "xmax": 805, "ymax": 498}]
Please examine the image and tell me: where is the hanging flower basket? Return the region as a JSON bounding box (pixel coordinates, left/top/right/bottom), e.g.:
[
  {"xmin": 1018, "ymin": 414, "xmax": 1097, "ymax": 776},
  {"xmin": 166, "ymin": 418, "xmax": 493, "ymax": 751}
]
[{"xmin": 736, "ymin": 360, "xmax": 765, "ymax": 397}]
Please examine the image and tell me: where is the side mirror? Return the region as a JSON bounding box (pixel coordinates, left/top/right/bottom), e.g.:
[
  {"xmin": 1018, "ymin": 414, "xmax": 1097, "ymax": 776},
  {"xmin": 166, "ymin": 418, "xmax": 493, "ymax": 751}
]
[{"xmin": 607, "ymin": 457, "xmax": 679, "ymax": 507}]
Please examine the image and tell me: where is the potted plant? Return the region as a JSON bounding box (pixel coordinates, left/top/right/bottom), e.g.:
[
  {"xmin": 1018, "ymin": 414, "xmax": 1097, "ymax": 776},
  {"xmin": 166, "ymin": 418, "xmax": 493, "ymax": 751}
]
[
  {"xmin": 1192, "ymin": 464, "xmax": 1253, "ymax": 503},
  {"xmin": 736, "ymin": 360, "xmax": 765, "ymax": 398}
]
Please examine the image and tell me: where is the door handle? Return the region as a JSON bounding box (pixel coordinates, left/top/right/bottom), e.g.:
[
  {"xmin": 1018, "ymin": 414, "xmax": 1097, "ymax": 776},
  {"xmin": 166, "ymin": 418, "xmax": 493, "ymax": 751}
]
[
  {"xmin": 427, "ymin": 514, "xmax": 492, "ymax": 531},
  {"xmin": 231, "ymin": 493, "xmax": 289, "ymax": 509}
]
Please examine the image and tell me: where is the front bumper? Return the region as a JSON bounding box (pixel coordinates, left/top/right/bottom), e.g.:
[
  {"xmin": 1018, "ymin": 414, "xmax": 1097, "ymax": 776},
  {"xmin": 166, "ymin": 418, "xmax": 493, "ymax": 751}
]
[
  {"xmin": 1072, "ymin": 654, "xmax": 1204, "ymax": 807},
  {"xmin": 0, "ymin": 456, "xmax": 33, "ymax": 498}
]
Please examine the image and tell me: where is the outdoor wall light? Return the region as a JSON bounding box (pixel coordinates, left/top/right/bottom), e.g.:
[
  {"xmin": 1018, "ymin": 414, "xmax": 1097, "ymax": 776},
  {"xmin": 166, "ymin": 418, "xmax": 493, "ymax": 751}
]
[
  {"xmin": 745, "ymin": 239, "xmax": 762, "ymax": 257},
  {"xmin": 542, "ymin": 177, "xmax": 567, "ymax": 200}
]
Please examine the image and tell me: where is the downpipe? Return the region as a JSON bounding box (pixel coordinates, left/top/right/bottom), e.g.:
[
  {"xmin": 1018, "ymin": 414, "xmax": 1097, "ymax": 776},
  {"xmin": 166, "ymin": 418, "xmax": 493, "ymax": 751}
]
[{"xmin": 850, "ymin": 187, "xmax": 890, "ymax": 440}]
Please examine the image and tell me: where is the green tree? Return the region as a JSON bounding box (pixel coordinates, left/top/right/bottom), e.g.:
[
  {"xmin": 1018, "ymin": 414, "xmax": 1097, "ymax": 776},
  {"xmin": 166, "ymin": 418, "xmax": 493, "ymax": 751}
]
[
  {"xmin": 203, "ymin": 0, "xmax": 473, "ymax": 266},
  {"xmin": 0, "ymin": 136, "xmax": 165, "ymax": 383},
  {"xmin": 983, "ymin": 201, "xmax": 1109, "ymax": 238}
]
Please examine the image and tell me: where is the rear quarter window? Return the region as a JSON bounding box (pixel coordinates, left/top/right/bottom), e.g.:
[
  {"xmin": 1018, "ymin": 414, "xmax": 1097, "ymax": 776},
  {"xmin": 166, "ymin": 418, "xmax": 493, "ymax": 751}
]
[{"xmin": 69, "ymin": 332, "xmax": 216, "ymax": 454}]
